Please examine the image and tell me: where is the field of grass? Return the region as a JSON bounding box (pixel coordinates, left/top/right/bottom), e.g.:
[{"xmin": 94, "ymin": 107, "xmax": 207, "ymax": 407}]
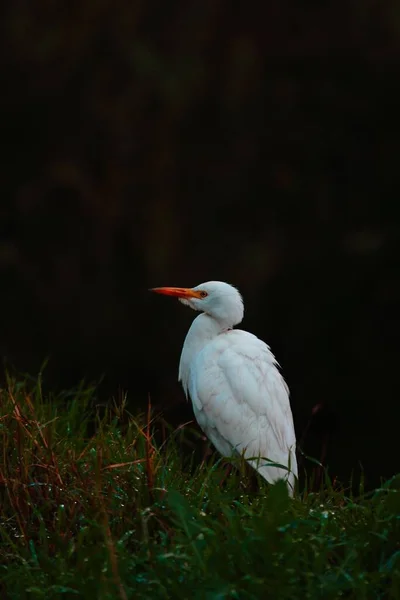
[{"xmin": 0, "ymin": 373, "xmax": 399, "ymax": 599}]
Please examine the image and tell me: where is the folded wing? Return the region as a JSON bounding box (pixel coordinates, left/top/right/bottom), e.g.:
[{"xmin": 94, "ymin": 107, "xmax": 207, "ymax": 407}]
[{"xmin": 188, "ymin": 329, "xmax": 297, "ymax": 492}]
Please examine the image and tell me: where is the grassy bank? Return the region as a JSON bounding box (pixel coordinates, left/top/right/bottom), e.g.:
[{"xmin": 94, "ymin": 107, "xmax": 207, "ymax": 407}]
[{"xmin": 0, "ymin": 375, "xmax": 399, "ymax": 599}]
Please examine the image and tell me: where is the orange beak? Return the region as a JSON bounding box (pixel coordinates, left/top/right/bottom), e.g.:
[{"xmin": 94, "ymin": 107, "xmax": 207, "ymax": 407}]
[{"xmin": 150, "ymin": 287, "xmax": 202, "ymax": 299}]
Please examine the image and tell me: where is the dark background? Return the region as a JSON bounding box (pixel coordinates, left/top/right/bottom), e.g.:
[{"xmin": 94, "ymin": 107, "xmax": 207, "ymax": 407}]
[{"xmin": 1, "ymin": 1, "xmax": 399, "ymax": 489}]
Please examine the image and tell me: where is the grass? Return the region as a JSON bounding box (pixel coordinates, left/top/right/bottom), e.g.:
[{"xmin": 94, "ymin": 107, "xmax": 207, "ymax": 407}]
[{"xmin": 0, "ymin": 373, "xmax": 399, "ymax": 599}]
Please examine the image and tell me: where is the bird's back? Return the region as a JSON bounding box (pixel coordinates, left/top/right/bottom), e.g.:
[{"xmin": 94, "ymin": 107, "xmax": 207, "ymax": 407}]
[{"xmin": 185, "ymin": 328, "xmax": 297, "ymax": 491}]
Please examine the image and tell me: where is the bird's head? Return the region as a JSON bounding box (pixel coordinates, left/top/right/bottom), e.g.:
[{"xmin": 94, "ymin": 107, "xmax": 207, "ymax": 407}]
[{"xmin": 150, "ymin": 281, "xmax": 244, "ymax": 327}]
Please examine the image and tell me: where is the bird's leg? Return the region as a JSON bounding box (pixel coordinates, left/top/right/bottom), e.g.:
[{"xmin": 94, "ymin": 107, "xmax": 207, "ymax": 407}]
[
  {"xmin": 218, "ymin": 462, "xmax": 233, "ymax": 487},
  {"xmin": 199, "ymin": 440, "xmax": 213, "ymax": 469}
]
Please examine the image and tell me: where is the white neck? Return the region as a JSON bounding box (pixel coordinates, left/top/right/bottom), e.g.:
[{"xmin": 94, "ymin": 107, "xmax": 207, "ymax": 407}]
[{"xmin": 178, "ymin": 313, "xmax": 225, "ymax": 397}]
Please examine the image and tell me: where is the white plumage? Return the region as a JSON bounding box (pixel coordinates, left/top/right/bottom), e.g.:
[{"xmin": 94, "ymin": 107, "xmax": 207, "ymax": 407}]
[{"xmin": 151, "ymin": 281, "xmax": 297, "ymax": 495}]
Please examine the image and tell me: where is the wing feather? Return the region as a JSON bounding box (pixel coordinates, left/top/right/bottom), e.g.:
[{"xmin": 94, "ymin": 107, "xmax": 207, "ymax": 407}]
[{"xmin": 188, "ymin": 330, "xmax": 297, "ymax": 488}]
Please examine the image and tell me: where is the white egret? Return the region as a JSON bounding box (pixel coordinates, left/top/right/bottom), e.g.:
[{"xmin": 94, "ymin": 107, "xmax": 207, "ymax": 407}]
[{"xmin": 151, "ymin": 281, "xmax": 297, "ymax": 494}]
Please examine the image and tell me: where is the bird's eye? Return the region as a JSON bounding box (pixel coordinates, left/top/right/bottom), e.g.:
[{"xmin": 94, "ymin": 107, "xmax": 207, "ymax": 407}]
[{"xmin": 199, "ymin": 291, "xmax": 208, "ymax": 298}]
